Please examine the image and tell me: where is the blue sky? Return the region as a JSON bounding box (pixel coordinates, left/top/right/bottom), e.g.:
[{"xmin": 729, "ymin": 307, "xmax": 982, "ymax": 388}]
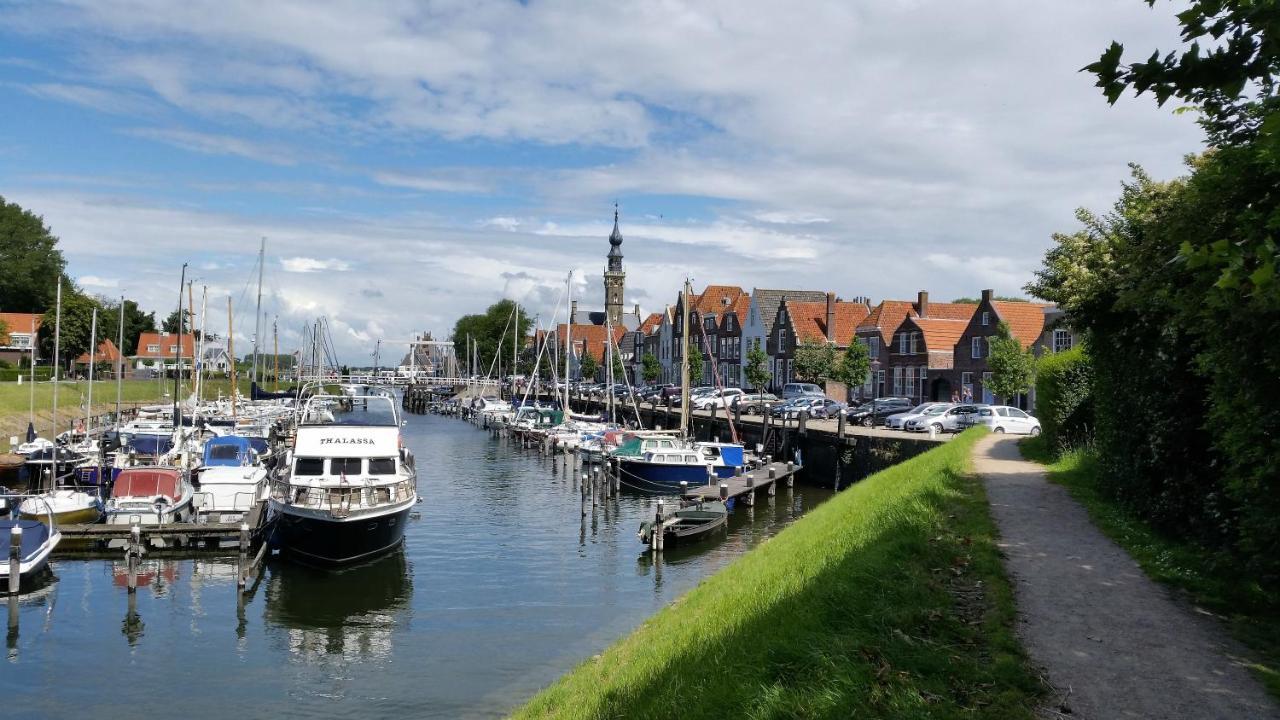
[{"xmin": 0, "ymin": 1, "xmax": 1203, "ymax": 362}]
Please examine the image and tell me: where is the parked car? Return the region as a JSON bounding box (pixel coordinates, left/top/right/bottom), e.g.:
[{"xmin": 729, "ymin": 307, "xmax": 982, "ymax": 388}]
[
  {"xmin": 776, "ymin": 397, "xmax": 844, "ymax": 419},
  {"xmin": 692, "ymin": 388, "xmax": 745, "ymax": 410},
  {"xmin": 884, "ymin": 402, "xmax": 952, "ymax": 430},
  {"xmin": 904, "ymin": 404, "xmax": 985, "ymax": 433},
  {"xmin": 976, "ymin": 405, "xmax": 1042, "ymax": 435},
  {"xmin": 731, "ymin": 392, "xmax": 778, "ymax": 414},
  {"xmin": 781, "ymin": 382, "xmax": 825, "ymax": 400},
  {"xmin": 769, "ymin": 397, "xmax": 811, "ymax": 418},
  {"xmin": 844, "ymin": 397, "xmax": 913, "ymax": 426},
  {"xmin": 669, "ymin": 386, "xmax": 717, "ymax": 407}
]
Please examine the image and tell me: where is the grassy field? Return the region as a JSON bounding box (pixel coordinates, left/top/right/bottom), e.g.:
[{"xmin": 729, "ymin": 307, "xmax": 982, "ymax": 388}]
[
  {"xmin": 514, "ymin": 429, "xmax": 1042, "ymax": 720},
  {"xmin": 0, "ymin": 378, "xmax": 257, "ymax": 442},
  {"xmin": 1021, "ymin": 437, "xmax": 1280, "ymax": 699}
]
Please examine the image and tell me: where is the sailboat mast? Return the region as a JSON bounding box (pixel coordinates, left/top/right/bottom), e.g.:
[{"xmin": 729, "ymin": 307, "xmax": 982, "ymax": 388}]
[
  {"xmin": 115, "ymin": 296, "xmax": 124, "ymax": 428},
  {"xmin": 172, "ymin": 263, "xmax": 187, "ymax": 430},
  {"xmin": 252, "ymin": 237, "xmax": 265, "ymax": 384},
  {"xmin": 227, "ymin": 296, "xmax": 237, "ymax": 419},
  {"xmin": 273, "ymin": 317, "xmax": 279, "ymax": 391},
  {"xmin": 28, "ymin": 316, "xmax": 36, "ymax": 428},
  {"xmin": 51, "ymin": 277, "xmax": 61, "ymax": 440},
  {"xmin": 196, "ymin": 285, "xmax": 208, "ymax": 405},
  {"xmin": 513, "ymin": 300, "xmax": 519, "ymax": 388},
  {"xmin": 679, "ymin": 279, "xmax": 691, "ymax": 437},
  {"xmin": 564, "ymin": 271, "xmax": 572, "ymax": 412},
  {"xmin": 86, "ymin": 307, "xmax": 97, "ymax": 436}
]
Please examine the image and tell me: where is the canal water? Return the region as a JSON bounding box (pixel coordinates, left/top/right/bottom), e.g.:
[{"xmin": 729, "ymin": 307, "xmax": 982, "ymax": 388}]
[{"xmin": 3, "ymin": 412, "xmax": 832, "ymax": 718}]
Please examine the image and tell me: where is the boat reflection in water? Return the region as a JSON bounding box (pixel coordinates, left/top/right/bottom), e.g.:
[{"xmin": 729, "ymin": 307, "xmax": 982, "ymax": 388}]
[
  {"xmin": 111, "ymin": 558, "xmax": 180, "ymax": 646},
  {"xmin": 264, "ymin": 549, "xmax": 412, "ymax": 665}
]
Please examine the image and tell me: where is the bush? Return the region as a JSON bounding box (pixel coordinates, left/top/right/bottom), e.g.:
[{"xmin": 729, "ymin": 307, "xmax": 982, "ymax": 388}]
[
  {"xmin": 1034, "ymin": 345, "xmax": 1093, "ymax": 455},
  {"xmin": 0, "ymin": 367, "xmax": 54, "ymax": 382}
]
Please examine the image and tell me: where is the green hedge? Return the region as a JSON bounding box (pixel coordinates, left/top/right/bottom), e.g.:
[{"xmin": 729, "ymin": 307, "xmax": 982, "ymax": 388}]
[
  {"xmin": 1034, "ymin": 345, "xmax": 1093, "ymax": 456},
  {"xmin": 0, "ymin": 367, "xmax": 54, "ymax": 382}
]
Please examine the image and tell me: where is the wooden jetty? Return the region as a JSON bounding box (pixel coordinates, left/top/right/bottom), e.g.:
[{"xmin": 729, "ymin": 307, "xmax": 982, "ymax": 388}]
[{"xmin": 678, "ymin": 460, "xmax": 799, "ymax": 506}]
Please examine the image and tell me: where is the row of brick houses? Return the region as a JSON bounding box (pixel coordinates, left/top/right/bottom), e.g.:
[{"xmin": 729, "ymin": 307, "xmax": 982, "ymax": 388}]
[
  {"xmin": 0, "ymin": 318, "xmax": 236, "ymax": 378},
  {"xmin": 607, "ymin": 285, "xmax": 1075, "ymax": 410}
]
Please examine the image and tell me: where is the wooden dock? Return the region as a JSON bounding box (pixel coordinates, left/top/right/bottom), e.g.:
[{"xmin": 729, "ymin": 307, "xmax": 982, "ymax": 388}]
[
  {"xmin": 680, "ymin": 460, "xmax": 799, "ymax": 506},
  {"xmin": 59, "ymin": 522, "xmax": 246, "ymax": 542}
]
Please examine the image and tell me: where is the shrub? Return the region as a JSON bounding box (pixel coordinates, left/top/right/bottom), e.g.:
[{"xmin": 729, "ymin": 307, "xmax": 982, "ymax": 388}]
[{"xmin": 1034, "ymin": 345, "xmax": 1093, "ymax": 456}]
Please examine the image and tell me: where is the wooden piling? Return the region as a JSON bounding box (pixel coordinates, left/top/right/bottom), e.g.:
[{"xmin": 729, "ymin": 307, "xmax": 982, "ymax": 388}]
[
  {"xmin": 8, "ymin": 526, "xmax": 19, "ymax": 596},
  {"xmin": 719, "ymin": 482, "xmax": 728, "ymax": 501}
]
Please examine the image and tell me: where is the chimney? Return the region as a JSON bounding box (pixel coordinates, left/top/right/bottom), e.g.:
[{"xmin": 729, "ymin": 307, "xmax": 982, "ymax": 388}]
[
  {"xmin": 825, "ymin": 292, "xmax": 836, "ymax": 342},
  {"xmin": 980, "ymin": 289, "xmax": 993, "ymax": 303},
  {"xmin": 570, "ymin": 300, "xmax": 578, "ymax": 321},
  {"xmin": 633, "ymin": 302, "xmax": 640, "ymax": 319},
  {"xmin": 917, "ymin": 290, "xmax": 929, "ymax": 318}
]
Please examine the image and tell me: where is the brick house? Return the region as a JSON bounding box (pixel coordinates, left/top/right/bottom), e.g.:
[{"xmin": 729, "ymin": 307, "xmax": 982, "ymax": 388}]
[
  {"xmin": 74, "ymin": 338, "xmax": 124, "ymax": 377},
  {"xmin": 713, "ymin": 294, "xmax": 750, "ymax": 387},
  {"xmin": 0, "ymin": 312, "xmax": 42, "ymax": 367},
  {"xmin": 884, "ymin": 292, "xmax": 977, "ymax": 403},
  {"xmin": 769, "ymin": 293, "xmax": 870, "ymax": 390},
  {"xmin": 132, "ymin": 331, "xmax": 195, "ymax": 376},
  {"xmin": 671, "ymin": 285, "xmax": 747, "ymax": 387},
  {"xmin": 552, "ymin": 323, "xmax": 627, "ymax": 381},
  {"xmin": 854, "ymin": 300, "xmax": 916, "ymax": 400},
  {"xmin": 952, "ymin": 289, "xmax": 1051, "ymax": 405},
  {"xmin": 741, "ymin": 289, "xmax": 827, "ymax": 390}
]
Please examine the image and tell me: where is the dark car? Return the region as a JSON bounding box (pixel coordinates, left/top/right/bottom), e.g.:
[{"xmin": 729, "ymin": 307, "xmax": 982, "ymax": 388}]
[
  {"xmin": 845, "ymin": 397, "xmax": 914, "ymax": 426},
  {"xmin": 778, "ymin": 397, "xmax": 845, "ymax": 419}
]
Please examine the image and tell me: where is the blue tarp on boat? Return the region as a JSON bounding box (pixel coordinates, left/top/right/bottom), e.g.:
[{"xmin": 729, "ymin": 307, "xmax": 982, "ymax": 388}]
[
  {"xmin": 202, "ymin": 435, "xmax": 255, "ymax": 467},
  {"xmin": 127, "ymin": 434, "xmax": 173, "ymax": 456},
  {"xmin": 0, "ymin": 519, "xmax": 50, "ymax": 562}
]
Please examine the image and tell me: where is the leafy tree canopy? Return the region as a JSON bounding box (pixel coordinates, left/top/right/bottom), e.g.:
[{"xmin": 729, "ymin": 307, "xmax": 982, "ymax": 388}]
[
  {"xmin": 641, "ymin": 352, "xmax": 662, "ymax": 383},
  {"xmin": 98, "ymin": 298, "xmax": 157, "ymax": 356},
  {"xmin": 950, "ymin": 295, "xmax": 1030, "ymax": 304},
  {"xmin": 578, "ymin": 348, "xmax": 598, "ymax": 381},
  {"xmin": 451, "ymin": 299, "xmax": 534, "ymax": 376},
  {"xmin": 793, "ymin": 339, "xmax": 836, "ymax": 383},
  {"xmin": 744, "ymin": 346, "xmax": 770, "ymax": 392},
  {"xmin": 831, "ymin": 339, "xmax": 871, "ymax": 389},
  {"xmin": 986, "ymin": 321, "xmax": 1036, "ymax": 402},
  {"xmin": 38, "ymin": 281, "xmax": 103, "ymax": 367},
  {"xmin": 0, "ymin": 196, "xmax": 66, "ymax": 314}
]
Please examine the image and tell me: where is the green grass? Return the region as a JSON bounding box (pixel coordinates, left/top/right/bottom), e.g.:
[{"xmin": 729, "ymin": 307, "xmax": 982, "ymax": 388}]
[
  {"xmin": 514, "ymin": 429, "xmax": 1043, "ymax": 720},
  {"xmin": 0, "ymin": 378, "xmax": 254, "ymax": 415},
  {"xmin": 1021, "ymin": 437, "xmax": 1280, "ymax": 700}
]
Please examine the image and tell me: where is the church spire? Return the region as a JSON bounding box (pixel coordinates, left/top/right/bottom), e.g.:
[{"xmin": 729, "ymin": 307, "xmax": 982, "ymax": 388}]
[{"xmin": 604, "ymin": 204, "xmax": 625, "ymax": 325}]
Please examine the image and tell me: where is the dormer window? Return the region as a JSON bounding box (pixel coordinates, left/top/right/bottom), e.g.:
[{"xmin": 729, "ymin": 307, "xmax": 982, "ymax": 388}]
[{"xmin": 147, "ymin": 344, "xmax": 160, "ymax": 353}]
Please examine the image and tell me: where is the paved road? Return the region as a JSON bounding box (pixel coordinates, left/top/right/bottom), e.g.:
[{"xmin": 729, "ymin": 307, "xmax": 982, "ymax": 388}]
[{"xmin": 974, "ymin": 435, "xmax": 1278, "ymax": 719}]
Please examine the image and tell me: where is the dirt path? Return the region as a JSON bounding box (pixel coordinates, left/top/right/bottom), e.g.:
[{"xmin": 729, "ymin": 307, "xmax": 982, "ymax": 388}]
[{"xmin": 974, "ymin": 434, "xmax": 1278, "ymax": 719}]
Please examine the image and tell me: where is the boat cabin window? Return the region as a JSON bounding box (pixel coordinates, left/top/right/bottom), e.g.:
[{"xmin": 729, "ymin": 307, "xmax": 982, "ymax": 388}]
[
  {"xmin": 300, "ymin": 395, "xmax": 400, "ymax": 427},
  {"xmin": 368, "ymin": 457, "xmax": 396, "ymax": 475},
  {"xmin": 331, "ymin": 457, "xmax": 363, "ymax": 476},
  {"xmin": 295, "ymin": 457, "xmax": 325, "ymax": 476},
  {"xmin": 702, "ymin": 446, "xmax": 722, "ymax": 460},
  {"xmin": 208, "ymin": 445, "xmax": 241, "ymax": 461}
]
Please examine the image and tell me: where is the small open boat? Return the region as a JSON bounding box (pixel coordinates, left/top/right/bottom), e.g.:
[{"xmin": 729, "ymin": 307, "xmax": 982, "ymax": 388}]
[
  {"xmin": 637, "ymin": 500, "xmax": 728, "ymax": 547},
  {"xmin": 19, "ymin": 488, "xmax": 103, "ymax": 525},
  {"xmin": 105, "ymin": 467, "xmax": 194, "ymax": 525},
  {"xmin": 1, "ymin": 496, "xmax": 61, "ymax": 589}
]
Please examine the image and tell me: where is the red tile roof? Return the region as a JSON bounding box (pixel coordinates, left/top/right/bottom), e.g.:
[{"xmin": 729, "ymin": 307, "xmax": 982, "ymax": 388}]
[
  {"xmin": 912, "ymin": 317, "xmax": 969, "ymax": 352},
  {"xmin": 924, "ymin": 302, "xmax": 978, "ymax": 321},
  {"xmin": 554, "ymin": 324, "xmax": 627, "ymax": 361},
  {"xmin": 992, "ymin": 301, "xmax": 1052, "ymax": 349},
  {"xmin": 639, "ymin": 312, "xmax": 663, "ymax": 335},
  {"xmin": 787, "ymin": 300, "xmax": 870, "ymax": 346},
  {"xmin": 133, "ymin": 332, "xmax": 195, "ymax": 359},
  {"xmin": 76, "ymin": 339, "xmax": 121, "ymax": 364},
  {"xmin": 0, "ymin": 312, "xmax": 42, "ymax": 346},
  {"xmin": 857, "ymin": 300, "xmax": 914, "ymax": 335},
  {"xmin": 691, "ymin": 285, "xmax": 748, "ymax": 316}
]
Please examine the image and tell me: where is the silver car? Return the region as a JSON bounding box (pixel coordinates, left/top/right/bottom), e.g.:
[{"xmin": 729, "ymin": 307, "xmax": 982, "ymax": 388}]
[
  {"xmin": 904, "ymin": 404, "xmax": 985, "ymax": 433},
  {"xmin": 884, "ymin": 402, "xmax": 952, "ymax": 430}
]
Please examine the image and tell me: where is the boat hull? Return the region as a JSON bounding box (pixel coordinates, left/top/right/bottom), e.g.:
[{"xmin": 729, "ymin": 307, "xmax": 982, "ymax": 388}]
[
  {"xmin": 616, "ymin": 458, "xmax": 738, "ymax": 488},
  {"xmin": 20, "ymin": 506, "xmax": 102, "ymax": 525},
  {"xmin": 271, "ymin": 502, "xmax": 412, "ymax": 566}
]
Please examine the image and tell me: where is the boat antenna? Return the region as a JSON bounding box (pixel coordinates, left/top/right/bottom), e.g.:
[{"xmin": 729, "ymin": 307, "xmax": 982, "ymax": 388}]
[
  {"xmin": 51, "ymin": 276, "xmax": 62, "ymax": 442},
  {"xmin": 115, "ymin": 295, "xmax": 124, "ymax": 429},
  {"xmin": 252, "ymin": 237, "xmax": 265, "ymax": 384}
]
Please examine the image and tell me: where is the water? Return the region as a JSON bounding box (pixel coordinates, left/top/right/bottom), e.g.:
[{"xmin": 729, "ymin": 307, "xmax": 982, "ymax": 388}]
[{"xmin": 3, "ymin": 413, "xmax": 832, "ymax": 718}]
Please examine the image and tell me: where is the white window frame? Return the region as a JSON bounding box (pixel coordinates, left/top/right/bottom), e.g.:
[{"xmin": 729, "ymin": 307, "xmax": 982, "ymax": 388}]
[
  {"xmin": 982, "ymin": 311, "xmax": 990, "ymax": 326},
  {"xmin": 919, "ymin": 367, "xmax": 928, "ymax": 399},
  {"xmin": 898, "ymin": 332, "xmax": 907, "ymax": 354},
  {"xmin": 868, "ymin": 336, "xmax": 879, "ymax": 359},
  {"xmin": 971, "ymin": 337, "xmax": 981, "ymax": 359},
  {"xmin": 892, "ymin": 366, "xmax": 902, "ymax": 396},
  {"xmin": 1052, "ymin": 328, "xmax": 1072, "ymax": 353},
  {"xmin": 909, "ymin": 332, "xmax": 919, "ymax": 354}
]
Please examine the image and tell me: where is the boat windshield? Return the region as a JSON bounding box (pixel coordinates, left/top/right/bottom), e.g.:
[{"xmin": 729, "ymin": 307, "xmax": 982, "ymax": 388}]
[{"xmin": 301, "ymin": 395, "xmax": 400, "ymax": 427}]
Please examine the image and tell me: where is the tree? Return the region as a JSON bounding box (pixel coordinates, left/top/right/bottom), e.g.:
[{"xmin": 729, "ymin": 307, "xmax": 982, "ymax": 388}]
[
  {"xmin": 98, "ymin": 298, "xmax": 157, "ymax": 356},
  {"xmin": 38, "ymin": 281, "xmax": 102, "ymax": 370},
  {"xmin": 986, "ymin": 321, "xmax": 1035, "ymax": 403},
  {"xmin": 0, "ymin": 196, "xmax": 67, "ymax": 313},
  {"xmin": 951, "ymin": 295, "xmax": 1031, "ymax": 304},
  {"xmin": 161, "ymin": 308, "xmax": 203, "ymax": 340},
  {"xmin": 831, "ymin": 339, "xmax": 871, "ymax": 390},
  {"xmin": 578, "ymin": 348, "xmax": 598, "ymax": 381},
  {"xmin": 641, "ymin": 352, "xmax": 661, "ymax": 384},
  {"xmin": 793, "ymin": 339, "xmax": 836, "ymax": 383},
  {"xmin": 451, "ymin": 299, "xmax": 534, "ymax": 376},
  {"xmin": 744, "ymin": 346, "xmax": 770, "ymax": 393}
]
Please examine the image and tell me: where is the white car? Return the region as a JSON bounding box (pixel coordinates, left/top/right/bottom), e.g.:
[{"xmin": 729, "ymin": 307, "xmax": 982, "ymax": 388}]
[
  {"xmin": 884, "ymin": 402, "xmax": 952, "ymax": 430},
  {"xmin": 692, "ymin": 388, "xmax": 745, "ymax": 410},
  {"xmin": 978, "ymin": 405, "xmax": 1042, "ymax": 435}
]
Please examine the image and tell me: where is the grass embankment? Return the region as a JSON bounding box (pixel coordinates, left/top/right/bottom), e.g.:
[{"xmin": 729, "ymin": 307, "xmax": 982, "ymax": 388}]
[
  {"xmin": 515, "ymin": 429, "xmax": 1042, "ymax": 720},
  {"xmin": 1021, "ymin": 437, "xmax": 1280, "ymax": 699},
  {"xmin": 0, "ymin": 378, "xmax": 254, "ymax": 441}
]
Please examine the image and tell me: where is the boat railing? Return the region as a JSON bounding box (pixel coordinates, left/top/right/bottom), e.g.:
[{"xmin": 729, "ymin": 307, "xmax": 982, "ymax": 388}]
[
  {"xmin": 3, "ymin": 493, "xmax": 59, "ymax": 534},
  {"xmin": 191, "ymin": 490, "xmax": 257, "ymax": 514},
  {"xmin": 273, "ymin": 478, "xmax": 415, "ymax": 514}
]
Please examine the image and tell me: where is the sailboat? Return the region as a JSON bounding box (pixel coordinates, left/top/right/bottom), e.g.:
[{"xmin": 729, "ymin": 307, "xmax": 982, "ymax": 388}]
[
  {"xmin": 19, "ymin": 277, "xmax": 104, "ymax": 525},
  {"xmin": 610, "ymin": 279, "xmax": 748, "ymax": 490}
]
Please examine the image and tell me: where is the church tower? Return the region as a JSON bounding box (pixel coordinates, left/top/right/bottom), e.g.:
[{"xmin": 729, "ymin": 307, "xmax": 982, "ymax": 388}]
[{"xmin": 604, "ymin": 207, "xmax": 626, "ymax": 326}]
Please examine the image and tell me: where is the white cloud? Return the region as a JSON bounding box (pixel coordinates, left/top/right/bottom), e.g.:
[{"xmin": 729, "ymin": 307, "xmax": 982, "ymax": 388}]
[
  {"xmin": 484, "ymin": 217, "xmax": 521, "ymax": 231},
  {"xmin": 280, "ymin": 257, "xmax": 351, "ymax": 273},
  {"xmin": 125, "ymin": 127, "xmax": 300, "ymax": 165},
  {"xmin": 78, "ymin": 275, "xmax": 119, "ymax": 288},
  {"xmin": 370, "ymin": 171, "xmax": 491, "ymax": 194}
]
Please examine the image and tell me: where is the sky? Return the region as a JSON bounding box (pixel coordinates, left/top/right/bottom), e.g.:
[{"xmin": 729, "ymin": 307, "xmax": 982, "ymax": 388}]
[{"xmin": 0, "ymin": 1, "xmax": 1204, "ymax": 364}]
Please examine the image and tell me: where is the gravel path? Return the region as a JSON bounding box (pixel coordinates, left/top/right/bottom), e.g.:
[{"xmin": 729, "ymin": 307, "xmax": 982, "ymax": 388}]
[{"xmin": 974, "ymin": 434, "xmax": 1278, "ymax": 719}]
